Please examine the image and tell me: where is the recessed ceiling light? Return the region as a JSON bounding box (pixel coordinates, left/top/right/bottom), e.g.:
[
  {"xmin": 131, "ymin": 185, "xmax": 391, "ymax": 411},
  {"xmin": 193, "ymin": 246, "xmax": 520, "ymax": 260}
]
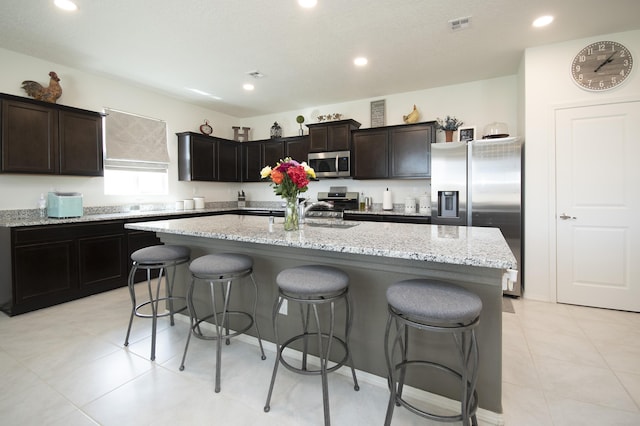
[
  {"xmin": 298, "ymin": 0, "xmax": 317, "ymax": 8},
  {"xmin": 243, "ymin": 83, "xmax": 255, "ymax": 91},
  {"xmin": 354, "ymin": 57, "xmax": 368, "ymax": 66},
  {"xmin": 54, "ymin": 0, "xmax": 78, "ymax": 11},
  {"xmin": 532, "ymin": 15, "xmax": 554, "ymax": 27}
]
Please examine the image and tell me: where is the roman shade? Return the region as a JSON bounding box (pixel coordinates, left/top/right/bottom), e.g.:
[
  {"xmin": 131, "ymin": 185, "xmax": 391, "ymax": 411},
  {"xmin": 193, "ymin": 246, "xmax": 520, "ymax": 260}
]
[{"xmin": 104, "ymin": 108, "xmax": 169, "ymax": 171}]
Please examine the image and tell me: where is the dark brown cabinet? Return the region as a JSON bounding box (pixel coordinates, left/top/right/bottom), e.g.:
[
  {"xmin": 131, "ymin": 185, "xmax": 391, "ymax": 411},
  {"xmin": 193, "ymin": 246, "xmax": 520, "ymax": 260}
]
[
  {"xmin": 218, "ymin": 138, "xmax": 240, "ymax": 182},
  {"xmin": 284, "ymin": 136, "xmax": 310, "ymax": 162},
  {"xmin": 389, "ymin": 124, "xmax": 434, "ymax": 178},
  {"xmin": 241, "ymin": 142, "xmax": 263, "ymax": 182},
  {"xmin": 0, "ymin": 94, "xmax": 103, "ymax": 176},
  {"xmin": 177, "ymin": 132, "xmax": 218, "ymax": 181},
  {"xmin": 352, "ymin": 128, "xmax": 390, "ymax": 179},
  {"xmin": 262, "ymin": 140, "xmax": 285, "ymax": 168},
  {"xmin": 306, "ymin": 119, "xmax": 361, "ymax": 152},
  {"xmin": 352, "ymin": 122, "xmax": 435, "ymax": 179},
  {"xmin": 4, "ymin": 221, "xmax": 127, "ymax": 315}
]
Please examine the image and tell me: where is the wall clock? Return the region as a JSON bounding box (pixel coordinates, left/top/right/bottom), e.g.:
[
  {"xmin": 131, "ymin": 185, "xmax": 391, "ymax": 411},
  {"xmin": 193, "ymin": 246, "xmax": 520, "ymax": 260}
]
[
  {"xmin": 199, "ymin": 120, "xmax": 213, "ymax": 135},
  {"xmin": 571, "ymin": 41, "xmax": 633, "ymax": 91}
]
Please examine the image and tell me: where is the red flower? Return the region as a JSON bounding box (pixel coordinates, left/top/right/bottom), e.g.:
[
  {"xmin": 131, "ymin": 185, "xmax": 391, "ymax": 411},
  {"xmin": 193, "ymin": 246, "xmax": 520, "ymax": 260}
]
[{"xmin": 287, "ymin": 166, "xmax": 309, "ymax": 189}]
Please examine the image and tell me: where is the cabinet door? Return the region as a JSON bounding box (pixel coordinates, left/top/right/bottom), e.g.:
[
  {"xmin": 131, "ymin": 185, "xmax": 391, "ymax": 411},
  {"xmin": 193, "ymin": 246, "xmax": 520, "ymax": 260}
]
[
  {"xmin": 352, "ymin": 129, "xmax": 389, "ymax": 179},
  {"xmin": 285, "ymin": 136, "xmax": 310, "ymax": 163},
  {"xmin": 59, "ymin": 110, "xmax": 103, "ymax": 176},
  {"xmin": 241, "ymin": 142, "xmax": 262, "ymax": 182},
  {"xmin": 262, "ymin": 140, "xmax": 285, "ymax": 168},
  {"xmin": 1, "ymin": 99, "xmax": 58, "ymax": 173},
  {"xmin": 178, "ymin": 133, "xmax": 217, "ymax": 181},
  {"xmin": 309, "ymin": 127, "xmax": 328, "ymax": 152},
  {"xmin": 78, "ymin": 233, "xmax": 126, "ymax": 291},
  {"xmin": 218, "ymin": 138, "xmax": 240, "ymax": 182},
  {"xmin": 390, "ymin": 124, "xmax": 433, "ymax": 178},
  {"xmin": 327, "ymin": 123, "xmax": 351, "ymax": 151},
  {"xmin": 13, "ymin": 240, "xmax": 76, "ymax": 306}
]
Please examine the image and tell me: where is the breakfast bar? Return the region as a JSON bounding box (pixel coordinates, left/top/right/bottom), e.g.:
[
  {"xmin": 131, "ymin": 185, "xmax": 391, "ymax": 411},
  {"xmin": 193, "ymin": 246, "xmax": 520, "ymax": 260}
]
[{"xmin": 126, "ymin": 214, "xmax": 516, "ymax": 420}]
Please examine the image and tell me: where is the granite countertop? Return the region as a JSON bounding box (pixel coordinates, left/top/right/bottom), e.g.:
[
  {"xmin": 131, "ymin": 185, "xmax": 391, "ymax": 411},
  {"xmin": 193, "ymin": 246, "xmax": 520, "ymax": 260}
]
[
  {"xmin": 0, "ymin": 207, "xmax": 279, "ymax": 228},
  {"xmin": 125, "ymin": 214, "xmax": 516, "ymax": 270}
]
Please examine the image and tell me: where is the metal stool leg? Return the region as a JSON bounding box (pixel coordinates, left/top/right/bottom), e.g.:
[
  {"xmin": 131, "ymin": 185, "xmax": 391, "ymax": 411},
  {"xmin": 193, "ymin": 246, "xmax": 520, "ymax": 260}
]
[
  {"xmin": 124, "ymin": 263, "xmax": 138, "ymax": 348},
  {"xmin": 264, "ymin": 296, "xmax": 284, "ymax": 413},
  {"xmin": 248, "ymin": 273, "xmax": 266, "ymax": 360}
]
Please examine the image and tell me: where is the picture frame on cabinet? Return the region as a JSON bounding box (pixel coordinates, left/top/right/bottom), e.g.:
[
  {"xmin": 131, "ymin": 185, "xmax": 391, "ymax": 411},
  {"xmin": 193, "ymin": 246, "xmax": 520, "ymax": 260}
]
[
  {"xmin": 370, "ymin": 99, "xmax": 386, "ymax": 127},
  {"xmin": 458, "ymin": 126, "xmax": 476, "ymax": 142}
]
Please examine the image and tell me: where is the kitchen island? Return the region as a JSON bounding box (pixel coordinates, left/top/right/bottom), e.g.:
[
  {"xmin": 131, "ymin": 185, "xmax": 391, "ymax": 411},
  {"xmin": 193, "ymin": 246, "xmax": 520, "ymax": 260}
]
[{"xmin": 126, "ymin": 214, "xmax": 515, "ymax": 421}]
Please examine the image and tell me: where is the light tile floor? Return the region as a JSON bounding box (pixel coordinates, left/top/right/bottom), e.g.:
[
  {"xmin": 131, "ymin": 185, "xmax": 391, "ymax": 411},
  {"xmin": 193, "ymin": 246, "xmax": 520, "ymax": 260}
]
[{"xmin": 0, "ymin": 285, "xmax": 639, "ymax": 425}]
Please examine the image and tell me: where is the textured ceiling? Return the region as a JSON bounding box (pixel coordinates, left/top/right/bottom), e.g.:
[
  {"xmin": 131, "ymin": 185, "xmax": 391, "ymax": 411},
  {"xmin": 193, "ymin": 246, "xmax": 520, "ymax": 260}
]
[{"xmin": 1, "ymin": 0, "xmax": 639, "ymax": 117}]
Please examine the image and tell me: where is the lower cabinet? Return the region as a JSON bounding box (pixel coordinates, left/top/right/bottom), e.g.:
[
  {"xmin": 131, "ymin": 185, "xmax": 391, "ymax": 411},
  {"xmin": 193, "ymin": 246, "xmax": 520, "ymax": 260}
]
[{"xmin": 4, "ymin": 221, "xmax": 127, "ymax": 315}]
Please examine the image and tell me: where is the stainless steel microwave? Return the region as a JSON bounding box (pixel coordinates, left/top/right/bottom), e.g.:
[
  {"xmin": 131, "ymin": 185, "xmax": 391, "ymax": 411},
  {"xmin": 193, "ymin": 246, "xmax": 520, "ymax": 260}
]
[{"xmin": 307, "ymin": 151, "xmax": 351, "ymax": 178}]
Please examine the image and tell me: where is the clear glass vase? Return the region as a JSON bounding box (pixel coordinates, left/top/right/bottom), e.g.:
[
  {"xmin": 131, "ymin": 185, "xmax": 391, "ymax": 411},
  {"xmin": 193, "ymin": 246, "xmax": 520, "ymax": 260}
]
[{"xmin": 283, "ymin": 196, "xmax": 299, "ymax": 231}]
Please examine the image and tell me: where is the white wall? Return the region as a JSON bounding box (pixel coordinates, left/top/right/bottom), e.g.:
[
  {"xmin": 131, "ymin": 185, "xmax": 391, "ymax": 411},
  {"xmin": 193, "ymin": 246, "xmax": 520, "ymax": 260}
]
[
  {"xmin": 523, "ymin": 29, "xmax": 640, "ymax": 302},
  {"xmin": 0, "ymin": 48, "xmax": 239, "ymax": 210}
]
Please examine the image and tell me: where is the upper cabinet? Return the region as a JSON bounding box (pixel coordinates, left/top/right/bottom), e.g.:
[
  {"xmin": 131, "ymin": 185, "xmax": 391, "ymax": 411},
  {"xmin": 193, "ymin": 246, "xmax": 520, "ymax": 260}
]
[
  {"xmin": 306, "ymin": 119, "xmax": 361, "ymax": 152},
  {"xmin": 178, "ymin": 132, "xmax": 219, "ymax": 181},
  {"xmin": 0, "ymin": 94, "xmax": 103, "ymax": 176},
  {"xmin": 240, "ymin": 136, "xmax": 309, "ymax": 183},
  {"xmin": 389, "ymin": 123, "xmax": 434, "ymax": 178},
  {"xmin": 352, "ymin": 121, "xmax": 435, "ymax": 179}
]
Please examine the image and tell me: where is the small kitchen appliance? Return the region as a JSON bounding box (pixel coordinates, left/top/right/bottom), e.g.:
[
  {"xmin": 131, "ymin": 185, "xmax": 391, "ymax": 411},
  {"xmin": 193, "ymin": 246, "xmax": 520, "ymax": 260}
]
[{"xmin": 47, "ymin": 192, "xmax": 83, "ymax": 218}]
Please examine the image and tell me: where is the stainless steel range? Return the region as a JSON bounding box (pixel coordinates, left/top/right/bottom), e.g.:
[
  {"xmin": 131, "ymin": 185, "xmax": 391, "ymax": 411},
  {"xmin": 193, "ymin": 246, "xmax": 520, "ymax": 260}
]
[{"xmin": 303, "ymin": 186, "xmax": 359, "ymax": 219}]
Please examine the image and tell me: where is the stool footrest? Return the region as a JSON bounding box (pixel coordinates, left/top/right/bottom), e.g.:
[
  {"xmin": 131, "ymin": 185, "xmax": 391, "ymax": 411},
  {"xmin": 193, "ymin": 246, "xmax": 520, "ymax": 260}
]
[
  {"xmin": 278, "ymin": 332, "xmax": 350, "ymax": 376},
  {"xmin": 189, "ymin": 311, "xmax": 254, "ymax": 341},
  {"xmin": 134, "ymin": 297, "xmax": 187, "ymax": 319}
]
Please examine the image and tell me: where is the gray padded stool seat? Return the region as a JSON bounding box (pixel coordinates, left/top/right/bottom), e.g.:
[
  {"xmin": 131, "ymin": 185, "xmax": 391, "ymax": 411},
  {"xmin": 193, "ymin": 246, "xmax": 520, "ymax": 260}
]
[
  {"xmin": 384, "ymin": 279, "xmax": 482, "ymax": 426},
  {"xmin": 264, "ymin": 265, "xmax": 359, "ymax": 426},
  {"xmin": 179, "ymin": 253, "xmax": 266, "ymax": 393},
  {"xmin": 124, "ymin": 244, "xmax": 190, "ymax": 361}
]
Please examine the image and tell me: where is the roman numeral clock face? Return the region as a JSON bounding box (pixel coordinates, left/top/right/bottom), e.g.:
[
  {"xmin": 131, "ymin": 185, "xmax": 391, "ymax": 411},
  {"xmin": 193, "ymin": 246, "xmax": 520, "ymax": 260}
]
[{"xmin": 571, "ymin": 41, "xmax": 633, "ymax": 91}]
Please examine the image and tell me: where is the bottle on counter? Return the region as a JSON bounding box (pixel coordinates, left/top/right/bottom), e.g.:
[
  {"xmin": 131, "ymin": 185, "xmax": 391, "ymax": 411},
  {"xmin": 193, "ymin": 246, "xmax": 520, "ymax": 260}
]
[
  {"xmin": 359, "ymin": 192, "xmax": 365, "ymax": 211},
  {"xmin": 38, "ymin": 193, "xmax": 47, "ymax": 218}
]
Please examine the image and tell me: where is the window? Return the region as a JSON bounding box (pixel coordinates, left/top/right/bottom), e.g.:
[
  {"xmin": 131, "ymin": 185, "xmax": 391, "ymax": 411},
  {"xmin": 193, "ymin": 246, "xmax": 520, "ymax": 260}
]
[{"xmin": 103, "ymin": 108, "xmax": 169, "ymax": 195}]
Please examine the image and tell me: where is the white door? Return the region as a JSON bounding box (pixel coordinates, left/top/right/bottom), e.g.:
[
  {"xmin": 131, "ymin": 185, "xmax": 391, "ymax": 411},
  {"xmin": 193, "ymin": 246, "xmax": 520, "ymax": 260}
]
[{"xmin": 556, "ymin": 101, "xmax": 640, "ymax": 312}]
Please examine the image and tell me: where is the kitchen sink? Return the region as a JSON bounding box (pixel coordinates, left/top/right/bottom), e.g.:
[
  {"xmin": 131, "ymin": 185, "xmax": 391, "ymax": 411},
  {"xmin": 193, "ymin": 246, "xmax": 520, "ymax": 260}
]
[{"xmin": 304, "ymin": 221, "xmax": 360, "ymax": 229}]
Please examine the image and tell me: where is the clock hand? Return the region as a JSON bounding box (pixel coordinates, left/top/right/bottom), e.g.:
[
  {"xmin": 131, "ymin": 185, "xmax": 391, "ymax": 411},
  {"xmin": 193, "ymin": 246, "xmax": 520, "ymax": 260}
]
[{"xmin": 594, "ymin": 51, "xmax": 616, "ymax": 73}]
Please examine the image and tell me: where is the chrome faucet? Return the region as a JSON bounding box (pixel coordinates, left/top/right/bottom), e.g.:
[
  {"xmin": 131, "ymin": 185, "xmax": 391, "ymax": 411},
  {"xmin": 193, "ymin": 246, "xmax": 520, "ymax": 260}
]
[{"xmin": 300, "ymin": 200, "xmax": 334, "ymax": 223}]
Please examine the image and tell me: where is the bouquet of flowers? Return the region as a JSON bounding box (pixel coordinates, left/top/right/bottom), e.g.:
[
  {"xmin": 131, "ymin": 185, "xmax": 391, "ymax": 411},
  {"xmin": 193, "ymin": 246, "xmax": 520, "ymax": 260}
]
[{"xmin": 260, "ymin": 158, "xmax": 316, "ymax": 230}]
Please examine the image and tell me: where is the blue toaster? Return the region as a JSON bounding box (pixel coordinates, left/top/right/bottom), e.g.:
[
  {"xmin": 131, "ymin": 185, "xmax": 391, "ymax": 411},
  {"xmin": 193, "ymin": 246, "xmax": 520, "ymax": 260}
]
[{"xmin": 47, "ymin": 192, "xmax": 83, "ymax": 218}]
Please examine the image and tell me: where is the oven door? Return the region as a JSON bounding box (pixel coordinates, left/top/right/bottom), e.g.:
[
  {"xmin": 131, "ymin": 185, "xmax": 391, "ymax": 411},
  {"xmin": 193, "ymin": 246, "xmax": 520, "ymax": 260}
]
[{"xmin": 308, "ymin": 151, "xmax": 350, "ymax": 178}]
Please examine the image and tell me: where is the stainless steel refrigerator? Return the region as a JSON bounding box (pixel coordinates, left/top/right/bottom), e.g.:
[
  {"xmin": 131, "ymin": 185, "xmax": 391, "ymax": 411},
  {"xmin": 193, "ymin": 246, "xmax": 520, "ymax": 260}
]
[{"xmin": 431, "ymin": 137, "xmax": 524, "ymax": 296}]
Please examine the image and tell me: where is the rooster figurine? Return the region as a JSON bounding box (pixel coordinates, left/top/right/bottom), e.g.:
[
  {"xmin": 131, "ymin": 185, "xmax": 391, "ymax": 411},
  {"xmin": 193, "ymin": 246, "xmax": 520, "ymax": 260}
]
[
  {"xmin": 21, "ymin": 71, "xmax": 62, "ymax": 103},
  {"xmin": 402, "ymin": 104, "xmax": 420, "ymax": 124}
]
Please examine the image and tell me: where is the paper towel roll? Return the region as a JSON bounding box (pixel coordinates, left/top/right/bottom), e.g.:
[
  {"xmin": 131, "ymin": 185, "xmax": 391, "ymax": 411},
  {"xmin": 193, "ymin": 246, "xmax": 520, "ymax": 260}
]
[{"xmin": 383, "ymin": 188, "xmax": 393, "ymax": 210}]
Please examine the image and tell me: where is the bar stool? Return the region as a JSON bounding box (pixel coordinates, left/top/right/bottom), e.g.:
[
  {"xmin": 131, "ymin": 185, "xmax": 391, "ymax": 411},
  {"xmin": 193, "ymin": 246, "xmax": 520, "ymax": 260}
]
[
  {"xmin": 384, "ymin": 279, "xmax": 482, "ymax": 426},
  {"xmin": 124, "ymin": 244, "xmax": 190, "ymax": 361},
  {"xmin": 179, "ymin": 253, "xmax": 266, "ymax": 393},
  {"xmin": 264, "ymin": 264, "xmax": 359, "ymax": 426}
]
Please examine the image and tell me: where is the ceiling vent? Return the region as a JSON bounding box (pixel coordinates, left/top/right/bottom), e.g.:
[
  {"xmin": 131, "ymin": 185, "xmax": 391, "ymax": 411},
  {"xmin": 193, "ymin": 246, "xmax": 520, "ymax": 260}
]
[
  {"xmin": 246, "ymin": 70, "xmax": 265, "ymax": 79},
  {"xmin": 448, "ymin": 16, "xmax": 472, "ymax": 31}
]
